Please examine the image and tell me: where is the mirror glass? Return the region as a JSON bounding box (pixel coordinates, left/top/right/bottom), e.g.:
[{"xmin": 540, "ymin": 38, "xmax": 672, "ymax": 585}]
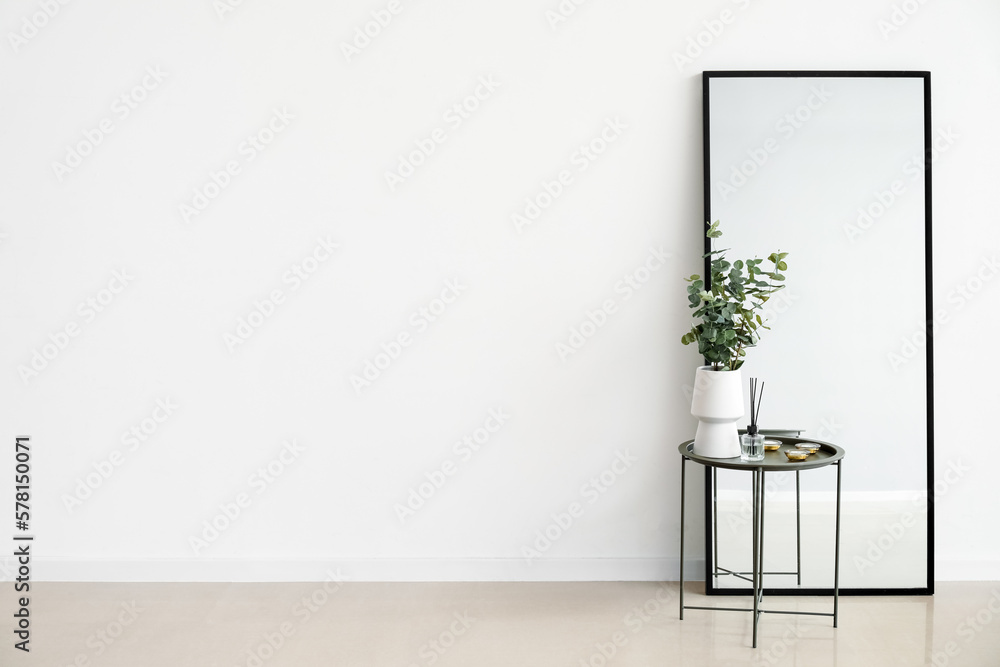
[{"xmin": 703, "ymin": 72, "xmax": 932, "ymax": 593}]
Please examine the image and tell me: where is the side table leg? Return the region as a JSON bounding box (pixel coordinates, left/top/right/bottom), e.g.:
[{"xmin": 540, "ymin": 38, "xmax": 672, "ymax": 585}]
[
  {"xmin": 712, "ymin": 467, "xmax": 719, "ymax": 585},
  {"xmin": 758, "ymin": 469, "xmax": 767, "ymax": 648},
  {"xmin": 834, "ymin": 460, "xmax": 842, "ymax": 628},
  {"xmin": 796, "ymin": 470, "xmax": 802, "ymax": 586},
  {"xmin": 679, "ymin": 456, "xmax": 686, "ymax": 620},
  {"xmin": 760, "ymin": 468, "xmax": 767, "ymax": 601},
  {"xmin": 752, "ymin": 468, "xmax": 760, "ymax": 648}
]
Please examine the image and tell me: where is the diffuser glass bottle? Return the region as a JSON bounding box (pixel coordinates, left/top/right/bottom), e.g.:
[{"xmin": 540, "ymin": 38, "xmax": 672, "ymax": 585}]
[
  {"xmin": 740, "ymin": 378, "xmax": 765, "ymax": 462},
  {"xmin": 740, "ymin": 427, "xmax": 764, "ymax": 462}
]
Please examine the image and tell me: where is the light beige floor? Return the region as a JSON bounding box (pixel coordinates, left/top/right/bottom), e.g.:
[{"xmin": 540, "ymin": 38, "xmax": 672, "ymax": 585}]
[{"xmin": 4, "ymin": 581, "xmax": 999, "ymax": 666}]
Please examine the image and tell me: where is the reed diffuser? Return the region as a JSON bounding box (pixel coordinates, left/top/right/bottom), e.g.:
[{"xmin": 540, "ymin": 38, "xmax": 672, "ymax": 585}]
[{"xmin": 740, "ymin": 378, "xmax": 765, "ymax": 462}]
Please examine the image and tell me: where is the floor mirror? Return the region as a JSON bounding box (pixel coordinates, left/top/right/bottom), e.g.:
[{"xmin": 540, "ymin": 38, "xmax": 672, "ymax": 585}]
[{"xmin": 701, "ymin": 71, "xmax": 933, "ymax": 595}]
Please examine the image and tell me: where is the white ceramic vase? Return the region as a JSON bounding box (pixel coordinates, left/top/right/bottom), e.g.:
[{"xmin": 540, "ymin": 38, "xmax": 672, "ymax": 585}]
[{"xmin": 690, "ymin": 365, "xmax": 744, "ymax": 458}]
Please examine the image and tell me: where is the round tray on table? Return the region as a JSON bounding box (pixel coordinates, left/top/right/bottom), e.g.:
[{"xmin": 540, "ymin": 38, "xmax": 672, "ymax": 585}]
[{"xmin": 678, "ymin": 436, "xmax": 845, "ymax": 471}]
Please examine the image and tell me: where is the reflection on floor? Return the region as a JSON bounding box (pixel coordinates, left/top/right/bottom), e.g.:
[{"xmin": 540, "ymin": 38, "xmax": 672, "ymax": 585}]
[{"xmin": 4, "ymin": 581, "xmax": 998, "ymax": 666}]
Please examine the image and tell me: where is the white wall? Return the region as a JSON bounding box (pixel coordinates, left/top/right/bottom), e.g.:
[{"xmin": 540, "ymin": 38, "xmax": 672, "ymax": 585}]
[{"xmin": 0, "ymin": 0, "xmax": 997, "ymax": 582}]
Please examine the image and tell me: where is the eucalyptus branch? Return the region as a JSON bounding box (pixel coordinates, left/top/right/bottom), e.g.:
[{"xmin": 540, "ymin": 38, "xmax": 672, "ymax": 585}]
[{"xmin": 681, "ymin": 221, "xmax": 789, "ymax": 371}]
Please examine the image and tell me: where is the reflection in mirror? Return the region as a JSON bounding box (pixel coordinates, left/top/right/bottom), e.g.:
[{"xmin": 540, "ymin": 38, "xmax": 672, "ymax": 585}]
[{"xmin": 703, "ymin": 72, "xmax": 932, "ymax": 594}]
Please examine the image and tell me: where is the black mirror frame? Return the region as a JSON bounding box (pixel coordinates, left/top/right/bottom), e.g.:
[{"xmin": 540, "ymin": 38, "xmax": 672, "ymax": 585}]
[{"xmin": 701, "ymin": 70, "xmax": 934, "ymax": 596}]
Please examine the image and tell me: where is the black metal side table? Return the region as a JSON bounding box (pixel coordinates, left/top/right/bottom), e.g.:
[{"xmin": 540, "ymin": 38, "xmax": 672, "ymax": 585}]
[{"xmin": 678, "ymin": 436, "xmax": 845, "ymax": 648}]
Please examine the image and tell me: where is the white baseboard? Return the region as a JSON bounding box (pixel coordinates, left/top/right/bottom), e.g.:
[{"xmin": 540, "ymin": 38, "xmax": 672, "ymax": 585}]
[
  {"xmin": 935, "ymin": 560, "xmax": 1000, "ymax": 582},
  {"xmin": 0, "ymin": 557, "xmax": 706, "ymax": 583},
  {"xmin": 8, "ymin": 556, "xmax": 995, "ymax": 583}
]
